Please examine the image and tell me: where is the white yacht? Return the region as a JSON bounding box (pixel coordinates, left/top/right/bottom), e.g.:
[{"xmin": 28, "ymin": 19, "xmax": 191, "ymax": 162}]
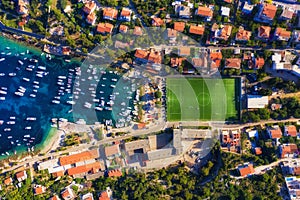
[
  {"xmin": 8, "ymin": 73, "xmax": 16, "ymax": 77},
  {"xmin": 26, "ymin": 117, "xmax": 36, "ymax": 121},
  {"xmin": 66, "ymin": 100, "xmax": 76, "ymax": 105},
  {"xmin": 52, "ymin": 100, "xmax": 60, "ymax": 104},
  {"xmin": 15, "ymin": 91, "xmax": 24, "ymax": 96},
  {"xmin": 0, "ymin": 90, "xmax": 7, "ymax": 95}
]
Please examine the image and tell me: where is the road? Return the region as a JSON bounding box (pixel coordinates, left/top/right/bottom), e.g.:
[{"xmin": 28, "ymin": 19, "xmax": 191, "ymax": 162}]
[
  {"xmin": 231, "ymin": 157, "xmax": 296, "ymax": 180},
  {"xmin": 0, "ymin": 120, "xmax": 167, "ymax": 174},
  {"xmin": 2, "ymin": 118, "xmax": 299, "ymax": 175},
  {"xmin": 0, "ymin": 20, "xmax": 44, "ymax": 39}
]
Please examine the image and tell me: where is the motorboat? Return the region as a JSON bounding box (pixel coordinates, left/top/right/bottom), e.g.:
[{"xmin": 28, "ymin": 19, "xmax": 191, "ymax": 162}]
[
  {"xmin": 8, "ymin": 73, "xmax": 16, "ymax": 77},
  {"xmin": 18, "ymin": 60, "xmax": 24, "ymax": 65},
  {"xmin": 25, "ymin": 126, "xmax": 31, "ymax": 130},
  {"xmin": 0, "ymin": 90, "xmax": 7, "ymax": 95},
  {"xmin": 0, "ymin": 58, "xmax": 5, "ymax": 62},
  {"xmin": 23, "ymin": 77, "xmax": 30, "ymax": 82},
  {"xmin": 29, "ymin": 59, "xmax": 38, "ymax": 63},
  {"xmin": 66, "ymin": 100, "xmax": 76, "ymax": 105},
  {"xmin": 95, "ymin": 107, "xmax": 103, "ymax": 111},
  {"xmin": 15, "ymin": 91, "xmax": 24, "ymax": 96},
  {"xmin": 26, "ymin": 117, "xmax": 36, "ymax": 121},
  {"xmin": 52, "ymin": 100, "xmax": 60, "ymax": 104},
  {"xmin": 38, "ymin": 66, "xmax": 46, "ymax": 70}
]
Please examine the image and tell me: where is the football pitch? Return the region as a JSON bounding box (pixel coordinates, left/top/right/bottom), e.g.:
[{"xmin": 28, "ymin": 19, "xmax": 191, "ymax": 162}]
[{"xmin": 166, "ymin": 78, "xmax": 239, "ymax": 121}]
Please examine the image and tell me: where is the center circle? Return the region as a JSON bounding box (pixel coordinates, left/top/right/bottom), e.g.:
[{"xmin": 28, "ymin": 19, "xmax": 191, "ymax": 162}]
[{"xmin": 196, "ymin": 92, "xmax": 211, "ymax": 107}]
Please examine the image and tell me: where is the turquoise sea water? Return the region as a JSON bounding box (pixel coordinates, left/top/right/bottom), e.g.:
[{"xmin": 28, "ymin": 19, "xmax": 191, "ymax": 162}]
[{"xmin": 0, "ymin": 36, "xmax": 134, "ymax": 156}]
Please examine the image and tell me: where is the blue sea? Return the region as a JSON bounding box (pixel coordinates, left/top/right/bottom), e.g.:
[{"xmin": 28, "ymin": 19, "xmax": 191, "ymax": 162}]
[{"xmin": 0, "ymin": 36, "xmax": 135, "ymax": 156}]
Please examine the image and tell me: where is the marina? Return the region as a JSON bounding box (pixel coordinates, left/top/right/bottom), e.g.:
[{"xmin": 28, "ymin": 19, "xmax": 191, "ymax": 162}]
[{"xmin": 0, "ymin": 35, "xmax": 137, "ymax": 155}]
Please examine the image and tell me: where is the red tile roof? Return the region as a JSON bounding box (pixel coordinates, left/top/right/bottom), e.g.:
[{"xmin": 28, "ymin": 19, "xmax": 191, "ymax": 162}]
[
  {"xmin": 179, "ymin": 47, "xmax": 190, "ymax": 56},
  {"xmin": 275, "ymin": 27, "xmax": 291, "ymax": 39},
  {"xmin": 103, "ymin": 8, "xmax": 118, "ymax": 20},
  {"xmin": 108, "ymin": 169, "xmax": 122, "ymax": 177},
  {"xmin": 83, "ymin": 1, "xmax": 96, "ymax": 14},
  {"xmin": 225, "ymin": 58, "xmax": 241, "ymax": 69},
  {"xmin": 269, "ymin": 128, "xmax": 282, "ymax": 139},
  {"xmin": 255, "ymin": 147, "xmax": 262, "ymax": 155},
  {"xmin": 219, "ymin": 25, "xmax": 232, "ymax": 40},
  {"xmin": 262, "ymin": 4, "xmax": 277, "ymax": 19},
  {"xmin": 152, "ymin": 18, "xmax": 164, "ymax": 26},
  {"xmin": 50, "ymin": 195, "xmax": 60, "ymax": 200},
  {"xmin": 61, "ymin": 188, "xmax": 74, "ymax": 200},
  {"xmin": 105, "ymin": 144, "xmax": 120, "ymax": 157},
  {"xmin": 52, "ymin": 171, "xmax": 64, "ymax": 177},
  {"xmin": 174, "ymin": 22, "xmax": 185, "ymax": 32},
  {"xmin": 59, "ymin": 150, "xmax": 99, "ymax": 166},
  {"xmin": 16, "ymin": 171, "xmax": 26, "ymax": 180},
  {"xmin": 281, "ymin": 144, "xmax": 298, "ymax": 158},
  {"xmin": 189, "ymin": 25, "xmax": 205, "ymax": 35},
  {"xmin": 197, "ymin": 6, "xmax": 213, "ymax": 17},
  {"xmin": 4, "ymin": 177, "xmax": 12, "ymax": 185},
  {"xmin": 120, "ymin": 8, "xmax": 131, "ymax": 17},
  {"xmin": 170, "ymin": 57, "xmax": 185, "ymax": 67},
  {"xmin": 236, "ymin": 28, "xmax": 252, "ymax": 41},
  {"xmin": 294, "ymin": 167, "xmax": 300, "ymax": 175},
  {"xmin": 86, "ymin": 12, "xmax": 96, "ymax": 24},
  {"xmin": 258, "ymin": 26, "xmax": 271, "ymax": 39},
  {"xmin": 148, "ymin": 50, "xmax": 162, "ymax": 64},
  {"xmin": 286, "ymin": 125, "xmax": 298, "ymax": 137},
  {"xmin": 119, "ymin": 25, "xmax": 128, "ymax": 33},
  {"xmin": 222, "ymin": 133, "xmax": 231, "ymax": 144},
  {"xmin": 210, "ymin": 51, "xmax": 223, "ymax": 68},
  {"xmin": 67, "ymin": 162, "xmax": 101, "ymax": 176},
  {"xmin": 99, "ymin": 191, "xmax": 110, "ymax": 200},
  {"xmin": 255, "ymin": 57, "xmax": 265, "ymax": 68},
  {"xmin": 133, "ymin": 26, "xmax": 143, "ymax": 36},
  {"xmin": 168, "ymin": 29, "xmax": 177, "ymax": 38},
  {"xmin": 34, "ymin": 186, "xmax": 45, "ymax": 195},
  {"xmin": 97, "ymin": 23, "xmax": 114, "ymax": 34},
  {"xmin": 137, "ymin": 123, "xmax": 146, "ymax": 129},
  {"xmin": 134, "ymin": 49, "xmax": 148, "ymax": 59},
  {"xmin": 239, "ymin": 164, "xmax": 254, "ymax": 177}
]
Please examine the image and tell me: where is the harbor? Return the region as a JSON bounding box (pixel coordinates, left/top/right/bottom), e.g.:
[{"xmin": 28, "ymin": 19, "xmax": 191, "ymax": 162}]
[{"xmin": 0, "ymin": 35, "xmax": 138, "ymax": 157}]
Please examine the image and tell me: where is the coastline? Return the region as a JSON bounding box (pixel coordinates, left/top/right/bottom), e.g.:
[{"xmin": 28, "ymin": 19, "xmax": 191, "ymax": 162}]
[
  {"xmin": 0, "ymin": 32, "xmax": 84, "ymax": 62},
  {"xmin": 36, "ymin": 127, "xmax": 59, "ymax": 154},
  {"xmin": 0, "ymin": 33, "xmax": 81, "ymax": 159}
]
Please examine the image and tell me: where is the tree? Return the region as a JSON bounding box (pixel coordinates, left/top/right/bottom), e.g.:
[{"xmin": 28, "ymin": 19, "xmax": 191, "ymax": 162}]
[
  {"xmin": 155, "ymin": 91, "xmax": 162, "ymax": 98},
  {"xmin": 257, "ymin": 108, "xmax": 270, "ymax": 120}
]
